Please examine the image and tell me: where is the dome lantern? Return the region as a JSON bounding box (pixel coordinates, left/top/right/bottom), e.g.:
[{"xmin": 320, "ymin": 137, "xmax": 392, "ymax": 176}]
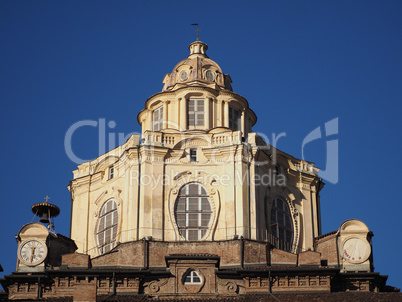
[
  {"xmin": 162, "ymin": 40, "xmax": 232, "ymax": 92},
  {"xmin": 188, "ymin": 41, "xmax": 208, "ymax": 58}
]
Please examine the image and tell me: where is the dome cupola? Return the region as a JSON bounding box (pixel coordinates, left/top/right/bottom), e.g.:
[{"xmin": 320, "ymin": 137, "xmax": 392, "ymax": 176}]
[
  {"xmin": 162, "ymin": 41, "xmax": 232, "ymax": 92},
  {"xmin": 138, "ymin": 40, "xmax": 257, "ymax": 136}
]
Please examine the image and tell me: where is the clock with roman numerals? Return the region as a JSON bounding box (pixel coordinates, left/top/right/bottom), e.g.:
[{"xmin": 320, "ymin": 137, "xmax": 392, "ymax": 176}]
[{"xmin": 18, "ymin": 239, "xmax": 48, "ymax": 266}]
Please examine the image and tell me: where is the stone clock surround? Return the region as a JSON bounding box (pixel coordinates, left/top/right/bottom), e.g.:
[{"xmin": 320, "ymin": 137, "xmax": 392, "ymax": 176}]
[{"xmin": 16, "ymin": 223, "xmax": 49, "ymax": 272}]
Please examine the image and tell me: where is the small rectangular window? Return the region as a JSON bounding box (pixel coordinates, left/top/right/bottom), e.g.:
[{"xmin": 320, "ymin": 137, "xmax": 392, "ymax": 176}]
[
  {"xmin": 152, "ymin": 106, "xmax": 163, "ymax": 131},
  {"xmin": 109, "ymin": 166, "xmax": 114, "ymax": 179},
  {"xmin": 190, "ymin": 149, "xmax": 197, "ymax": 162},
  {"xmin": 229, "ymin": 106, "xmax": 241, "ymax": 131},
  {"xmin": 188, "ymin": 99, "xmax": 204, "ymax": 127}
]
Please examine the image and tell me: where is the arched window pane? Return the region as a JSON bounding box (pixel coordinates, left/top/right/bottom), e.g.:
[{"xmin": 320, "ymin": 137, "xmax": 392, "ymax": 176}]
[
  {"xmin": 175, "ymin": 183, "xmax": 212, "ymax": 241},
  {"xmin": 270, "ymin": 198, "xmax": 293, "ymax": 252},
  {"xmin": 97, "ymin": 199, "xmax": 118, "ymax": 255},
  {"xmin": 184, "ymin": 270, "xmax": 202, "ymax": 284}
]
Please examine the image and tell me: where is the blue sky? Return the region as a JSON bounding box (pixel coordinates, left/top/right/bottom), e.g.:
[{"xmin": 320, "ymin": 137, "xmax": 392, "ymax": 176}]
[{"xmin": 1, "ymin": 0, "xmax": 401, "ymax": 289}]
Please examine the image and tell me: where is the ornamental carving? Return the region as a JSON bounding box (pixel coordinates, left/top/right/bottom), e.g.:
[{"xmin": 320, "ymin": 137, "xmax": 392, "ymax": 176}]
[
  {"xmin": 148, "ymin": 281, "xmax": 160, "ymax": 293},
  {"xmin": 147, "ymin": 278, "xmax": 168, "ymax": 293},
  {"xmin": 217, "ymin": 279, "xmax": 238, "ymax": 293}
]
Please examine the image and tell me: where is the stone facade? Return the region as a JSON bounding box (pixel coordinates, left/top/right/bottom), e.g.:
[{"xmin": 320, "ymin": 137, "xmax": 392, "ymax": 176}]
[
  {"xmin": 68, "ymin": 41, "xmax": 322, "ymax": 258},
  {"xmin": 1, "ymin": 40, "xmax": 400, "ymax": 300}
]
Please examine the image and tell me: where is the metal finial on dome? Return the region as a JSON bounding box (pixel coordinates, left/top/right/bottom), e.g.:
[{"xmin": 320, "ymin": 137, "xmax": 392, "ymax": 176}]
[
  {"xmin": 32, "ymin": 196, "xmax": 60, "ymax": 230},
  {"xmin": 191, "ymin": 23, "xmax": 200, "ymax": 41}
]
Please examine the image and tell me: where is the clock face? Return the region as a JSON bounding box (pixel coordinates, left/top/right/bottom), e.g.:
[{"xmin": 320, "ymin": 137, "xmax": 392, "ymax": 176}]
[
  {"xmin": 18, "ymin": 239, "xmax": 47, "ymax": 266},
  {"xmin": 342, "ymin": 237, "xmax": 371, "ymax": 264}
]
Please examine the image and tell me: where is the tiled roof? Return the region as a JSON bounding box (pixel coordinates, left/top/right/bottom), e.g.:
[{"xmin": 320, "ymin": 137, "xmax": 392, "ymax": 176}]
[{"xmin": 315, "ymin": 230, "xmax": 337, "ymax": 241}]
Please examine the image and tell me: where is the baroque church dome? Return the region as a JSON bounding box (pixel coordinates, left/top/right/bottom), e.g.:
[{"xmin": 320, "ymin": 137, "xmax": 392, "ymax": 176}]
[{"xmin": 162, "ymin": 40, "xmax": 233, "ymax": 92}]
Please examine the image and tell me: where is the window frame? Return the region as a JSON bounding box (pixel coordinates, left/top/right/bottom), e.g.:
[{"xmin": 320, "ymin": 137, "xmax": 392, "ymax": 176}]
[
  {"xmin": 229, "ymin": 106, "xmax": 241, "ymax": 131},
  {"xmin": 96, "ymin": 199, "xmax": 118, "ymax": 255},
  {"xmin": 175, "ymin": 183, "xmax": 212, "ymax": 241},
  {"xmin": 187, "ymin": 99, "xmax": 205, "ymax": 128},
  {"xmin": 270, "ymin": 197, "xmax": 294, "ymax": 252},
  {"xmin": 190, "ymin": 149, "xmax": 197, "ymax": 162},
  {"xmin": 152, "ymin": 105, "xmax": 163, "ymax": 131},
  {"xmin": 183, "ymin": 270, "xmax": 202, "ymax": 285},
  {"xmin": 109, "ymin": 166, "xmax": 114, "ymax": 179}
]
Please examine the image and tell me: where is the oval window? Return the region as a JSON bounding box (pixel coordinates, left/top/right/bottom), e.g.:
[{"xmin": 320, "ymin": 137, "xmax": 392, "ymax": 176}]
[
  {"xmin": 180, "ymin": 70, "xmax": 189, "ymax": 81},
  {"xmin": 175, "ymin": 183, "xmax": 212, "ymax": 240},
  {"xmin": 205, "ymin": 70, "xmax": 215, "ymax": 81}
]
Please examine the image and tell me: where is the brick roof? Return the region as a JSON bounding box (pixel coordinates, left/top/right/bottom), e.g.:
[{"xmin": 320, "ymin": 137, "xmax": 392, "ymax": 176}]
[{"xmin": 315, "ymin": 230, "xmax": 337, "ymax": 241}]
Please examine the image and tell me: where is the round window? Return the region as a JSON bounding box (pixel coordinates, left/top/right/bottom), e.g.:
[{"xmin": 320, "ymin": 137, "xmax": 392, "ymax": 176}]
[
  {"xmin": 180, "ymin": 70, "xmax": 189, "ymax": 81},
  {"xmin": 205, "ymin": 70, "xmax": 215, "ymax": 81}
]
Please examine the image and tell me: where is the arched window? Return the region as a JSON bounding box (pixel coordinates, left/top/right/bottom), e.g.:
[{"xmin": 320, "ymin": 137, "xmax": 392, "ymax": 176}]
[
  {"xmin": 270, "ymin": 198, "xmax": 293, "ymax": 252},
  {"xmin": 175, "ymin": 183, "xmax": 212, "ymax": 241},
  {"xmin": 183, "ymin": 270, "xmax": 202, "ymax": 284},
  {"xmin": 97, "ymin": 199, "xmax": 118, "ymax": 254}
]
